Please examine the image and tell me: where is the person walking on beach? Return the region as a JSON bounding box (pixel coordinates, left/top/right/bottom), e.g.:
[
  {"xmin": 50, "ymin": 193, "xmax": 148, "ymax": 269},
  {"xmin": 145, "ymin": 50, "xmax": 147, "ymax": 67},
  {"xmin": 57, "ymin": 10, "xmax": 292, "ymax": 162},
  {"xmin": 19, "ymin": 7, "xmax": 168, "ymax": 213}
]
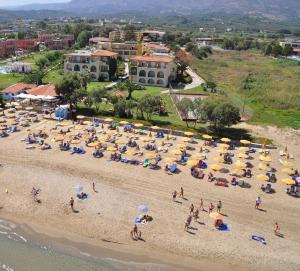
[
  {"xmin": 185, "ymin": 215, "xmax": 192, "ymax": 231},
  {"xmin": 208, "ymin": 203, "xmax": 214, "ymax": 214},
  {"xmin": 131, "ymin": 224, "xmax": 141, "ymax": 240},
  {"xmin": 180, "ymin": 187, "xmax": 184, "ymax": 198},
  {"xmin": 217, "ymin": 201, "xmax": 222, "ymax": 213},
  {"xmin": 200, "ymin": 198, "xmax": 204, "ymax": 211},
  {"xmin": 70, "ymin": 197, "xmax": 75, "ymax": 212},
  {"xmin": 189, "ymin": 203, "xmax": 194, "ymax": 214},
  {"xmin": 194, "ymin": 209, "xmax": 199, "ymax": 222},
  {"xmin": 274, "ymin": 222, "xmax": 280, "ymax": 236},
  {"xmin": 172, "ymin": 190, "xmax": 177, "ymax": 201},
  {"xmin": 255, "ymin": 196, "xmax": 261, "ymax": 209},
  {"xmin": 92, "ymin": 182, "xmax": 97, "ymax": 193}
]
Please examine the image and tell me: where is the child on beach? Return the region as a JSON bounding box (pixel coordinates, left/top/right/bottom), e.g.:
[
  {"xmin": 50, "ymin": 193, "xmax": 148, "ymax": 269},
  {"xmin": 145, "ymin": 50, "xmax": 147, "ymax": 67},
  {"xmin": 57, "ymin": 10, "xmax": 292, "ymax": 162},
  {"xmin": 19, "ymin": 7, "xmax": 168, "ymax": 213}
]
[
  {"xmin": 208, "ymin": 203, "xmax": 214, "ymax": 214},
  {"xmin": 217, "ymin": 201, "xmax": 222, "ymax": 213},
  {"xmin": 172, "ymin": 190, "xmax": 177, "ymax": 201},
  {"xmin": 199, "ymin": 198, "xmax": 204, "ymax": 211},
  {"xmin": 255, "ymin": 196, "xmax": 261, "ymax": 209}
]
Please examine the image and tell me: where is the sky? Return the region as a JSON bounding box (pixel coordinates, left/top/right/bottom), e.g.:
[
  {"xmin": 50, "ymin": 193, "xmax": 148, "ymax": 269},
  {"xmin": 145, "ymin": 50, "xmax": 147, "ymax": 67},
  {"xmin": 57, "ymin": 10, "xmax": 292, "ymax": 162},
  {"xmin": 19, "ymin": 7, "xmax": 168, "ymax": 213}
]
[{"xmin": 0, "ymin": 0, "xmax": 69, "ymax": 7}]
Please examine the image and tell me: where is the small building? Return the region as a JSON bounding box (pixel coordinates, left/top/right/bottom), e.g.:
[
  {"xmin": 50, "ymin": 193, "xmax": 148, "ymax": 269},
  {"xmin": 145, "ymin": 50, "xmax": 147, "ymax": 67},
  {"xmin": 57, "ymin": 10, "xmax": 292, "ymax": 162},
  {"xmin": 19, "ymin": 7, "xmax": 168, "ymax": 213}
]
[
  {"xmin": 64, "ymin": 50, "xmax": 118, "ymax": 81},
  {"xmin": 280, "ymin": 40, "xmax": 300, "ymax": 50},
  {"xmin": 8, "ymin": 62, "xmax": 32, "ymax": 73},
  {"xmin": 129, "ymin": 55, "xmax": 177, "ymax": 87},
  {"xmin": 110, "ymin": 42, "xmax": 139, "ymax": 60},
  {"xmin": 27, "ymin": 84, "xmax": 57, "ymax": 97},
  {"xmin": 145, "ymin": 43, "xmax": 170, "ymax": 55},
  {"xmin": 1, "ymin": 82, "xmax": 31, "ymax": 100}
]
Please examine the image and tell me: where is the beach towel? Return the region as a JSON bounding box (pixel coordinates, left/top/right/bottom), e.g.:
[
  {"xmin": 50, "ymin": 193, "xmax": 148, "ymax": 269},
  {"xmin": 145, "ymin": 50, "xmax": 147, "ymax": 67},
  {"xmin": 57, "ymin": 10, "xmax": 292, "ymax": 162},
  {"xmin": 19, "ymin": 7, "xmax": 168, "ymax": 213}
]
[
  {"xmin": 218, "ymin": 224, "xmax": 229, "ymax": 231},
  {"xmin": 252, "ymin": 235, "xmax": 267, "ymax": 245}
]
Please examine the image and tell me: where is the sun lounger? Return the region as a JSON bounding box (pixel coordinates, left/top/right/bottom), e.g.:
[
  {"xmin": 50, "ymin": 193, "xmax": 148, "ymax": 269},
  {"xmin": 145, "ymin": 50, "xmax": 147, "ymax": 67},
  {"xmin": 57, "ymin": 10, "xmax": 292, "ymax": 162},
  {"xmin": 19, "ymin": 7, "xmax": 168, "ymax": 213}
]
[
  {"xmin": 251, "ymin": 235, "xmax": 267, "ymax": 245},
  {"xmin": 169, "ymin": 163, "xmax": 177, "ymax": 173}
]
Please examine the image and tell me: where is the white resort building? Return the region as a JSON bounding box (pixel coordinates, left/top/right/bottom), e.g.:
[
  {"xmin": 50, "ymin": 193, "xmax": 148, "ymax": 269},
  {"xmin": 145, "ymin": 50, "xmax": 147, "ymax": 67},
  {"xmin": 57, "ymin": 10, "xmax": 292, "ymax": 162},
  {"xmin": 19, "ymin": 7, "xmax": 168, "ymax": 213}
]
[
  {"xmin": 64, "ymin": 50, "xmax": 118, "ymax": 81},
  {"xmin": 129, "ymin": 55, "xmax": 177, "ymax": 87}
]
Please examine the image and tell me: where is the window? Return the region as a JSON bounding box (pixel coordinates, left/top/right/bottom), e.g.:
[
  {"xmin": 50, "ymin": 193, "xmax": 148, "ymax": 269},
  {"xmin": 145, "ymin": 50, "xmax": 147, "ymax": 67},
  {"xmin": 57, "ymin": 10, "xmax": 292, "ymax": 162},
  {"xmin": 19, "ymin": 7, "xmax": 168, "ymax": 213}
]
[
  {"xmin": 148, "ymin": 70, "xmax": 155, "ymax": 78},
  {"xmin": 66, "ymin": 64, "xmax": 72, "ymax": 71},
  {"xmin": 100, "ymin": 65, "xmax": 108, "ymax": 72},
  {"xmin": 74, "ymin": 65, "xmax": 80, "ymax": 72},
  {"xmin": 157, "ymin": 79, "xmax": 164, "ymax": 85},
  {"xmin": 139, "ymin": 70, "xmax": 146, "ymax": 77},
  {"xmin": 148, "ymin": 78, "xmax": 155, "ymax": 84},
  {"xmin": 139, "ymin": 78, "xmax": 146, "ymax": 84},
  {"xmin": 157, "ymin": 71, "xmax": 164, "ymax": 78},
  {"xmin": 91, "ymin": 66, "xmax": 97, "ymax": 73}
]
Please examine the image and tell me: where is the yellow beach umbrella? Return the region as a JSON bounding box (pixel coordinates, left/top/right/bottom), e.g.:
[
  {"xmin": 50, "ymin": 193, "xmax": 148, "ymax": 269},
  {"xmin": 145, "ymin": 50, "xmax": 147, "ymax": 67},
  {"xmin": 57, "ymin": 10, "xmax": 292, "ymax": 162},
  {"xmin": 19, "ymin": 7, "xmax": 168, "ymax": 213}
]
[
  {"xmin": 10, "ymin": 121, "xmax": 18, "ymax": 126},
  {"xmin": 25, "ymin": 106, "xmax": 34, "ymax": 111},
  {"xmin": 145, "ymin": 152, "xmax": 156, "ymax": 159},
  {"xmin": 258, "ymin": 163, "xmax": 271, "ymax": 171},
  {"xmin": 240, "ymin": 139, "xmax": 251, "ymax": 145},
  {"xmin": 237, "ymin": 153, "xmax": 249, "ymax": 159},
  {"xmin": 164, "ymin": 157, "xmax": 176, "ymax": 163},
  {"xmin": 232, "ymin": 169, "xmax": 244, "ymax": 176},
  {"xmin": 76, "ymin": 115, "xmax": 85, "ymax": 120},
  {"xmin": 209, "ymin": 212, "xmax": 223, "ymax": 220},
  {"xmin": 281, "ymin": 168, "xmax": 295, "ymax": 175},
  {"xmin": 184, "ymin": 131, "xmax": 194, "ymax": 136},
  {"xmin": 120, "ymin": 120, "xmax": 129, "ymax": 125},
  {"xmin": 0, "ymin": 118, "xmax": 6, "ymax": 123},
  {"xmin": 202, "ymin": 134, "xmax": 212, "ymax": 140},
  {"xmin": 54, "ymin": 135, "xmax": 64, "ymax": 142},
  {"xmin": 87, "ymin": 142, "xmax": 100, "ymax": 147},
  {"xmin": 213, "ymin": 157, "xmax": 224, "ymax": 163},
  {"xmin": 259, "ymin": 155, "xmax": 272, "ymax": 162},
  {"xmin": 221, "ymin": 138, "xmax": 231, "ymax": 143},
  {"xmin": 171, "ymin": 149, "xmax": 182, "ymax": 155},
  {"xmin": 104, "ymin": 118, "xmax": 113, "ymax": 122},
  {"xmin": 151, "ymin": 126, "xmax": 161, "ymax": 130},
  {"xmin": 282, "ymin": 178, "xmax": 296, "ymax": 185},
  {"xmin": 235, "ymin": 160, "xmax": 247, "ymax": 168},
  {"xmin": 191, "ymin": 153, "xmax": 206, "ymax": 160},
  {"xmin": 187, "ymin": 160, "xmax": 198, "ymax": 167},
  {"xmin": 210, "ymin": 164, "xmax": 222, "ymax": 171},
  {"xmin": 74, "ymin": 125, "xmax": 83, "ymax": 130},
  {"xmin": 140, "ymin": 136, "xmax": 150, "ymax": 142},
  {"xmin": 0, "ymin": 126, "xmax": 7, "ymax": 130},
  {"xmin": 182, "ymin": 137, "xmax": 192, "ymax": 143},
  {"xmin": 177, "ymin": 143, "xmax": 187, "ymax": 149},
  {"xmin": 71, "ymin": 139, "xmax": 81, "ymax": 145},
  {"xmin": 217, "ymin": 149, "xmax": 229, "ymax": 154},
  {"xmin": 125, "ymin": 150, "xmax": 135, "ymax": 156},
  {"xmin": 99, "ymin": 135, "xmax": 109, "ymax": 141},
  {"xmin": 256, "ymin": 174, "xmax": 269, "ymax": 181},
  {"xmin": 219, "ymin": 143, "xmax": 229, "ymax": 148},
  {"xmin": 107, "ymin": 146, "xmax": 117, "ymax": 152},
  {"xmin": 281, "ymin": 161, "xmax": 294, "ymax": 167},
  {"xmin": 134, "ymin": 123, "xmax": 144, "ymax": 128},
  {"xmin": 66, "ymin": 131, "xmax": 76, "ymax": 137},
  {"xmin": 238, "ymin": 146, "xmax": 250, "ymax": 151},
  {"xmin": 115, "ymin": 139, "xmax": 125, "ymax": 145},
  {"xmin": 83, "ymin": 120, "xmax": 92, "ymax": 125}
]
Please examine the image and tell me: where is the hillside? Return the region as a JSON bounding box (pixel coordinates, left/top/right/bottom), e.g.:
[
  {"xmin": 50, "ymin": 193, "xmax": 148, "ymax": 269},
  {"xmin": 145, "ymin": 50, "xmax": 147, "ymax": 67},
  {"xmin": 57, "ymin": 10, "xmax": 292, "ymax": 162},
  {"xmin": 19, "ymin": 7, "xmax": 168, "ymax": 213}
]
[{"xmin": 10, "ymin": 0, "xmax": 300, "ymax": 22}]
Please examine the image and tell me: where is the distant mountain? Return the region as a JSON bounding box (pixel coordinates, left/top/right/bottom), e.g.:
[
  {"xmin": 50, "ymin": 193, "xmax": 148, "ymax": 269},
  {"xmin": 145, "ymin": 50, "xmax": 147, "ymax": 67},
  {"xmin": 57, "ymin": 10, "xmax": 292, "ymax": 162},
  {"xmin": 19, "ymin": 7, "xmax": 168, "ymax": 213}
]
[{"xmin": 5, "ymin": 0, "xmax": 300, "ymax": 22}]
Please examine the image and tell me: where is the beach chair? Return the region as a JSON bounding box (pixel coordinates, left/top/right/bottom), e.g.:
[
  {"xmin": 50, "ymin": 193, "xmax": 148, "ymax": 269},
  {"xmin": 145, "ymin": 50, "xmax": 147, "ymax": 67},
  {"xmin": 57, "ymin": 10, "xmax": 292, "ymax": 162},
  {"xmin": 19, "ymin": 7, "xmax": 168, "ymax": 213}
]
[
  {"xmin": 169, "ymin": 163, "xmax": 177, "ymax": 173},
  {"xmin": 143, "ymin": 159, "xmax": 150, "ymax": 167}
]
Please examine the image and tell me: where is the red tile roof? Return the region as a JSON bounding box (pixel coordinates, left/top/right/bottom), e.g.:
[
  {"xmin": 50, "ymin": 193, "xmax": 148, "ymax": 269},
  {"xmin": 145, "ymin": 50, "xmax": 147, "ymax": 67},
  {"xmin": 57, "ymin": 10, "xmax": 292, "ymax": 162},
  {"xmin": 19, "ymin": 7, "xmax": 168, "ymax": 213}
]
[
  {"xmin": 2, "ymin": 83, "xmax": 30, "ymax": 94},
  {"xmin": 92, "ymin": 50, "xmax": 118, "ymax": 57},
  {"xmin": 132, "ymin": 55, "xmax": 174, "ymax": 63},
  {"xmin": 27, "ymin": 84, "xmax": 57, "ymax": 97},
  {"xmin": 293, "ymin": 48, "xmax": 300, "ymax": 53},
  {"xmin": 146, "ymin": 44, "xmax": 170, "ymax": 51}
]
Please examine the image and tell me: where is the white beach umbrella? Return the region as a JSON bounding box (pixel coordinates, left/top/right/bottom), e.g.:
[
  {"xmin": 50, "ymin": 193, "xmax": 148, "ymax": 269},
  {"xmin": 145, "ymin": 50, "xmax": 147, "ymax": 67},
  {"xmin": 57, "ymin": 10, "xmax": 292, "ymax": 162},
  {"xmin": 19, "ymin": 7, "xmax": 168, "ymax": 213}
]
[
  {"xmin": 74, "ymin": 184, "xmax": 83, "ymax": 193},
  {"xmin": 138, "ymin": 204, "xmax": 149, "ymax": 213}
]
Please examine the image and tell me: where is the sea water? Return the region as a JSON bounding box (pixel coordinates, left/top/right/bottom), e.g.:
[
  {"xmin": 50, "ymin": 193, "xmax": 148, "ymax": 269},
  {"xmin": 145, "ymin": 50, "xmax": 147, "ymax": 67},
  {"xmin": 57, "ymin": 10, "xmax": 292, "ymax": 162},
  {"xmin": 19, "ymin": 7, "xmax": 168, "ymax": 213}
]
[{"xmin": 0, "ymin": 220, "xmax": 173, "ymax": 271}]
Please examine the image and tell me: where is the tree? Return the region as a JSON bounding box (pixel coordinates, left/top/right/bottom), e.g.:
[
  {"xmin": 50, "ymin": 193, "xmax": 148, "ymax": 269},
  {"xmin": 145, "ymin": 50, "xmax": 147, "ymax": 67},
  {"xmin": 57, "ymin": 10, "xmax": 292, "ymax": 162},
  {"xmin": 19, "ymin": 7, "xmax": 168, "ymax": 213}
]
[
  {"xmin": 264, "ymin": 44, "xmax": 272, "ymax": 56},
  {"xmin": 108, "ymin": 58, "xmax": 117, "ymax": 80},
  {"xmin": 35, "ymin": 56, "xmax": 49, "ymax": 71},
  {"xmin": 88, "ymin": 88, "xmax": 107, "ymax": 113},
  {"xmin": 22, "ymin": 70, "xmax": 44, "ymax": 85},
  {"xmin": 176, "ymin": 98, "xmax": 194, "ymax": 127},
  {"xmin": 55, "ymin": 75, "xmax": 87, "ymax": 114},
  {"xmin": 192, "ymin": 98, "xmax": 203, "ymax": 123},
  {"xmin": 115, "ymin": 80, "xmax": 144, "ymax": 100},
  {"xmin": 282, "ymin": 45, "xmax": 294, "ymax": 56},
  {"xmin": 201, "ymin": 98, "xmax": 240, "ymax": 130},
  {"xmin": 185, "ymin": 42, "xmax": 197, "ymax": 52},
  {"xmin": 137, "ymin": 95, "xmax": 161, "ymax": 120},
  {"xmin": 76, "ymin": 30, "xmax": 91, "ymax": 48},
  {"xmin": 203, "ymin": 80, "xmax": 217, "ymax": 93},
  {"xmin": 271, "ymin": 44, "xmax": 283, "ymax": 57}
]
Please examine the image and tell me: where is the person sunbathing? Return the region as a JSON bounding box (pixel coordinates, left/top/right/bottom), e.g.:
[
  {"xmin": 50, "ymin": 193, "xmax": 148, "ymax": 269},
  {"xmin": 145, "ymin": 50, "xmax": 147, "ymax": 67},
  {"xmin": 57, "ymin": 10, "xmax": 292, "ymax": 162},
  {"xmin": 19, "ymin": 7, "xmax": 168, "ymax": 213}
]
[{"xmin": 41, "ymin": 143, "xmax": 51, "ymax": 150}]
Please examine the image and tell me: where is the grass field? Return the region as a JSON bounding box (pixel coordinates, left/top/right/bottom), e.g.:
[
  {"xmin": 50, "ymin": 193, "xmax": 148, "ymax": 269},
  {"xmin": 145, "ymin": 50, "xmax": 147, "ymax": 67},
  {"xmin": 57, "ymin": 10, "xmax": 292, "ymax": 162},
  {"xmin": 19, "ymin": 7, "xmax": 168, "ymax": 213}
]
[{"xmin": 190, "ymin": 50, "xmax": 300, "ymax": 129}]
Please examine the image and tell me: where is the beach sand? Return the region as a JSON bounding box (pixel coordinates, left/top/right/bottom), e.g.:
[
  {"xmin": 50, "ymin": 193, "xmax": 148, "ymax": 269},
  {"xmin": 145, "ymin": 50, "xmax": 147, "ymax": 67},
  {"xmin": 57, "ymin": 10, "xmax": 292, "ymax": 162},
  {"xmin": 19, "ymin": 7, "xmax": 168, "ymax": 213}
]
[{"xmin": 0, "ymin": 120, "xmax": 299, "ymax": 271}]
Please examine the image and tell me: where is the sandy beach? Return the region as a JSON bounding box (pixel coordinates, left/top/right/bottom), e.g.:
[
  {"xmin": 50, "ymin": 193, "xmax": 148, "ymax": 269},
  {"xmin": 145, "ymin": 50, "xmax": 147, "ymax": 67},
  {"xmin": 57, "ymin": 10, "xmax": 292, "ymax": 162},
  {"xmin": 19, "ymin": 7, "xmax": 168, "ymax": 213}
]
[{"xmin": 0, "ymin": 119, "xmax": 300, "ymax": 271}]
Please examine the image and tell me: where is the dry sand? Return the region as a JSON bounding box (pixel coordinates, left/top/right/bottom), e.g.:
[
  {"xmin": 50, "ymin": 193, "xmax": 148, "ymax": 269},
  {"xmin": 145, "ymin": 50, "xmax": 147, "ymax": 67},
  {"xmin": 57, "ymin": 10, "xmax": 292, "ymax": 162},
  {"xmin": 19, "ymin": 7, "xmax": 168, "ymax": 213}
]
[{"xmin": 0, "ymin": 120, "xmax": 299, "ymax": 271}]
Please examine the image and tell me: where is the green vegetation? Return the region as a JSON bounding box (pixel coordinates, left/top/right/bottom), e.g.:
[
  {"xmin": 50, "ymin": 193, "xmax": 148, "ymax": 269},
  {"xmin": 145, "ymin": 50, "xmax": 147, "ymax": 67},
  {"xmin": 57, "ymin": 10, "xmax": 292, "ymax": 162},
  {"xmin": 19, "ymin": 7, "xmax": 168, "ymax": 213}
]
[{"xmin": 189, "ymin": 50, "xmax": 300, "ymax": 129}]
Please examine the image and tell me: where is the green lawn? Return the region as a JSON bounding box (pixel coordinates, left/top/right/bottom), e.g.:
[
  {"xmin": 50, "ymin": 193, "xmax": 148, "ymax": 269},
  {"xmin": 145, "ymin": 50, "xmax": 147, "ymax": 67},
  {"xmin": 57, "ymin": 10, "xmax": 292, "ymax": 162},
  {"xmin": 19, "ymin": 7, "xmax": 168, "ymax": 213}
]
[
  {"xmin": 190, "ymin": 50, "xmax": 300, "ymax": 129},
  {"xmin": 87, "ymin": 81, "xmax": 110, "ymax": 92},
  {"xmin": 0, "ymin": 73, "xmax": 24, "ymax": 90}
]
